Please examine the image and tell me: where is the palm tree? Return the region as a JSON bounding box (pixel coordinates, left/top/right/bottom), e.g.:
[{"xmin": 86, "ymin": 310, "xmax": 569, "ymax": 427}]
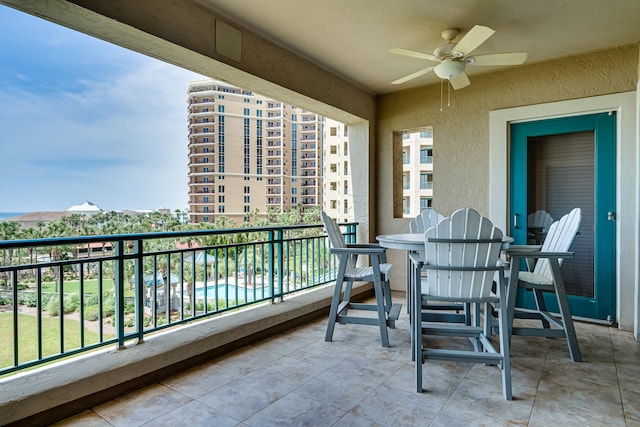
[{"xmin": 0, "ymin": 221, "xmax": 21, "ymax": 287}]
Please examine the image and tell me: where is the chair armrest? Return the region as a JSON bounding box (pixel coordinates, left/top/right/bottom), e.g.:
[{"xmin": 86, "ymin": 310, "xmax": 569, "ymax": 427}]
[
  {"xmin": 408, "ymin": 252, "xmax": 424, "ymax": 267},
  {"xmin": 507, "ymin": 250, "xmax": 575, "ymax": 259},
  {"xmin": 329, "ymin": 246, "xmax": 386, "ymax": 255},
  {"xmin": 345, "ymin": 243, "xmax": 385, "ymax": 250},
  {"xmin": 505, "ymin": 244, "xmax": 542, "ymax": 252}
]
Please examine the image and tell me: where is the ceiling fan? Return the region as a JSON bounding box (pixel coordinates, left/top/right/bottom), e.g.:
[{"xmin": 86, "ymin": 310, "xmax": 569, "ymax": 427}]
[{"xmin": 390, "ymin": 25, "xmax": 527, "ymax": 89}]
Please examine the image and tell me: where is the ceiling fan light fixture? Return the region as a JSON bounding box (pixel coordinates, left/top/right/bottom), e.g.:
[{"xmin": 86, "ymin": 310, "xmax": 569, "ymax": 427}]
[{"xmin": 434, "ymin": 60, "xmax": 465, "ymax": 79}]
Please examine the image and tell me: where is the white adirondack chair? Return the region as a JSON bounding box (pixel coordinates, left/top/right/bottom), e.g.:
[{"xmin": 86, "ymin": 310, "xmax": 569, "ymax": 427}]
[
  {"xmin": 408, "ymin": 208, "xmax": 445, "ymax": 313},
  {"xmin": 409, "ymin": 208, "xmax": 444, "ymax": 234},
  {"xmin": 411, "ymin": 208, "xmax": 511, "ymax": 399},
  {"xmin": 321, "ymin": 212, "xmax": 401, "ymax": 347},
  {"xmin": 527, "ymin": 209, "xmax": 554, "ymax": 245},
  {"xmin": 504, "ymin": 207, "xmax": 582, "ymax": 362},
  {"xmin": 409, "ymin": 208, "xmax": 471, "ymax": 325}
]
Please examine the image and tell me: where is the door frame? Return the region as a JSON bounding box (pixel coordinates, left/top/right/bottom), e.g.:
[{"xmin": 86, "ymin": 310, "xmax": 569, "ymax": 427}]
[
  {"xmin": 510, "ymin": 113, "xmax": 616, "ymax": 320},
  {"xmin": 488, "ymin": 92, "xmax": 638, "ymax": 335}
]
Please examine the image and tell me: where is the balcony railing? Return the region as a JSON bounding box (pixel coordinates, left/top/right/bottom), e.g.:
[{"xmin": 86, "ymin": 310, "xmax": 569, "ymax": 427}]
[{"xmin": 0, "ymin": 223, "xmax": 358, "ymax": 376}]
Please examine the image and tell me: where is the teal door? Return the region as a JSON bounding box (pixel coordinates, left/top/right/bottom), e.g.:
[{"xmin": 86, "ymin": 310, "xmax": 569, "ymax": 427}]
[{"xmin": 510, "ymin": 112, "xmax": 616, "ymax": 321}]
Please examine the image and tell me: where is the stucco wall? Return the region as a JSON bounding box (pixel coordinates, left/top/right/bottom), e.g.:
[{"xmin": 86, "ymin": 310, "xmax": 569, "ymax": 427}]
[{"xmin": 377, "ymin": 45, "xmax": 637, "ymax": 226}]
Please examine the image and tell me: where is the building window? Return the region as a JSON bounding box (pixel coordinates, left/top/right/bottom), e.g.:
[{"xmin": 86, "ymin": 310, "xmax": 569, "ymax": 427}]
[
  {"xmin": 218, "ymin": 195, "xmax": 225, "ymax": 203},
  {"xmin": 244, "ymin": 186, "xmax": 250, "ymax": 193},
  {"xmin": 343, "ymin": 161, "xmax": 348, "ymax": 175},
  {"xmin": 420, "ymin": 129, "xmax": 433, "ymax": 138},
  {"xmin": 420, "ymin": 147, "xmax": 433, "ymax": 164},
  {"xmin": 420, "ymin": 173, "xmax": 433, "ymax": 189},
  {"xmin": 330, "ymin": 127, "xmax": 337, "ymax": 136},
  {"xmin": 343, "ymin": 141, "xmax": 348, "ymax": 155},
  {"xmin": 203, "ymin": 196, "xmax": 209, "ymax": 203},
  {"xmin": 218, "ymin": 185, "xmax": 224, "ymax": 192},
  {"xmin": 403, "ymin": 172, "xmax": 410, "ymax": 190},
  {"xmin": 244, "ymin": 205, "xmax": 250, "ymax": 213},
  {"xmin": 403, "ymin": 149, "xmax": 410, "ymax": 164},
  {"xmin": 420, "ymin": 197, "xmax": 433, "ymax": 209},
  {"xmin": 330, "ymin": 163, "xmax": 337, "ymax": 173},
  {"xmin": 203, "ymin": 216, "xmax": 209, "ymax": 222},
  {"xmin": 330, "ymin": 200, "xmax": 337, "ymax": 209},
  {"xmin": 330, "ymin": 145, "xmax": 337, "ymax": 154},
  {"xmin": 218, "ymin": 206, "xmax": 225, "ymax": 213},
  {"xmin": 330, "ymin": 182, "xmax": 337, "ymax": 191},
  {"xmin": 343, "ymin": 180, "xmax": 348, "ymax": 195},
  {"xmin": 343, "ymin": 200, "xmax": 348, "ymax": 214}
]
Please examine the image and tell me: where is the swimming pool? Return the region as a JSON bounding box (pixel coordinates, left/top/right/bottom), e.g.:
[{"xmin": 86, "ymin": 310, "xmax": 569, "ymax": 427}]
[{"xmin": 192, "ymin": 284, "xmax": 269, "ymax": 301}]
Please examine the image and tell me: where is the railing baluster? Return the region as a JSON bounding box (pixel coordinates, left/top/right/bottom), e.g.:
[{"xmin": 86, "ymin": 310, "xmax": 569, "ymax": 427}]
[
  {"xmin": 115, "ymin": 241, "xmax": 126, "ymax": 348},
  {"xmin": 134, "ymin": 240, "xmax": 144, "ymax": 343}
]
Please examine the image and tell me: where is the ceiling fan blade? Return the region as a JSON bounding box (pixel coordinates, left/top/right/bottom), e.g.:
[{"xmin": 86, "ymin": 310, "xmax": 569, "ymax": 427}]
[
  {"xmin": 470, "ymin": 52, "xmax": 528, "ymax": 66},
  {"xmin": 449, "ymin": 71, "xmax": 470, "ymax": 90},
  {"xmin": 389, "ymin": 48, "xmax": 438, "ymax": 62},
  {"xmin": 391, "ymin": 66, "xmax": 435, "ymax": 84},
  {"xmin": 452, "ymin": 25, "xmax": 495, "ymax": 57}
]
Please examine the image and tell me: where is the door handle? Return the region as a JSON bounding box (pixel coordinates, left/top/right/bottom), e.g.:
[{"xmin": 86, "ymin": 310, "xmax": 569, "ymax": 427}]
[
  {"xmin": 513, "ymin": 214, "xmax": 519, "ymax": 229},
  {"xmin": 607, "ymin": 211, "xmax": 616, "ymax": 221}
]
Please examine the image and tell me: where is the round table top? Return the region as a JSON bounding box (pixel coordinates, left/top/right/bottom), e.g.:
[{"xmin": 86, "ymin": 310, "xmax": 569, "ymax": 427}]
[
  {"xmin": 376, "ymin": 233, "xmax": 425, "ymax": 250},
  {"xmin": 376, "ymin": 233, "xmax": 513, "ymax": 250}
]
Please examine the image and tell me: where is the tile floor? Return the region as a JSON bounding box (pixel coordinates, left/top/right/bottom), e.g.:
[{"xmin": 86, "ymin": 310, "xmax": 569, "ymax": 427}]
[{"xmin": 53, "ymin": 295, "xmax": 640, "ymax": 426}]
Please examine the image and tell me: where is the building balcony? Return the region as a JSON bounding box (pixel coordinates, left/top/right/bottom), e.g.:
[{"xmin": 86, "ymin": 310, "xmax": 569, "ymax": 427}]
[{"xmin": 2, "ymin": 222, "xmax": 639, "ymax": 427}]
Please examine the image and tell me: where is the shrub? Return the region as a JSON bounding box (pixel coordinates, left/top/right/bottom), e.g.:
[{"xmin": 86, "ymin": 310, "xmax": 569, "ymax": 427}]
[
  {"xmin": 84, "ymin": 305, "xmax": 100, "ymax": 321},
  {"xmin": 18, "ymin": 292, "xmax": 37, "ymax": 307},
  {"xmin": 45, "ymin": 294, "xmax": 78, "ymax": 316}
]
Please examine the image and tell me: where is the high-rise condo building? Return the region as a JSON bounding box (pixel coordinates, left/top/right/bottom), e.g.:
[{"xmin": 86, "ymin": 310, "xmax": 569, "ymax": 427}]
[{"xmin": 187, "ymin": 80, "xmax": 324, "ymax": 224}]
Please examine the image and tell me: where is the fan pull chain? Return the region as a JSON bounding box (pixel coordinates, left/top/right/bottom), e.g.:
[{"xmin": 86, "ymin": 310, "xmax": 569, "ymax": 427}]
[
  {"xmin": 440, "ymin": 79, "xmax": 444, "ymax": 112},
  {"xmin": 448, "ymin": 79, "xmax": 451, "ymax": 107}
]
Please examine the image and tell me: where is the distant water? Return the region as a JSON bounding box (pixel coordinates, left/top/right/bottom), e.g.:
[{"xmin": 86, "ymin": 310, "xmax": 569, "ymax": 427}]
[{"xmin": 0, "ymin": 212, "xmax": 28, "ymax": 221}]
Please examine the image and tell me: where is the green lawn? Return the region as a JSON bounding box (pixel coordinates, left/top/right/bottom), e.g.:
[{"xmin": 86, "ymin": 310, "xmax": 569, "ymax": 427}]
[{"xmin": 0, "ymin": 312, "xmax": 114, "ymax": 372}]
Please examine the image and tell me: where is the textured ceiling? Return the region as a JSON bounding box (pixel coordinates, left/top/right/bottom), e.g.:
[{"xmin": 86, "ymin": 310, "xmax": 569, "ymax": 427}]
[{"xmin": 197, "ymin": 0, "xmax": 640, "ymax": 94}]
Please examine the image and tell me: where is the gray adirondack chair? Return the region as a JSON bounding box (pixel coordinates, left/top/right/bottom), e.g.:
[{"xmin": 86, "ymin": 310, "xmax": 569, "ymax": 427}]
[
  {"xmin": 321, "ymin": 212, "xmax": 401, "ymax": 347},
  {"xmin": 411, "ymin": 208, "xmax": 511, "ymax": 399},
  {"xmin": 503, "ymin": 207, "xmax": 582, "ymax": 361}
]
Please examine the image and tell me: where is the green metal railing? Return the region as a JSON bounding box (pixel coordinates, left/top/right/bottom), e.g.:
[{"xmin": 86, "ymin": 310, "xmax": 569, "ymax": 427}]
[{"xmin": 0, "ymin": 222, "xmax": 358, "ymax": 375}]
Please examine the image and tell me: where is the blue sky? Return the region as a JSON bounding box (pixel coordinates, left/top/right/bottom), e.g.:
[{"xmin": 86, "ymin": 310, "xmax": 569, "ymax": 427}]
[{"xmin": 0, "ymin": 6, "xmax": 208, "ymax": 212}]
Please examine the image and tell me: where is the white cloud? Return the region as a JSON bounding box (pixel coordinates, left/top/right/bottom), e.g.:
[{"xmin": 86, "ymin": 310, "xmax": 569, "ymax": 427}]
[{"xmin": 0, "ymin": 34, "xmax": 207, "ymax": 212}]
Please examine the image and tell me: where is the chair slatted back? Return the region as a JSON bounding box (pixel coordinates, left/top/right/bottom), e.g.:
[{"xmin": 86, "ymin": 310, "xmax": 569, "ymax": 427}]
[
  {"xmin": 533, "ymin": 208, "xmax": 581, "ymax": 280},
  {"xmin": 423, "ymin": 208, "xmax": 503, "ymax": 299},
  {"xmin": 528, "ymin": 210, "xmax": 554, "ymax": 232},
  {"xmin": 321, "ymin": 211, "xmax": 355, "ymax": 269},
  {"xmin": 410, "ymin": 208, "xmax": 444, "ymax": 233}
]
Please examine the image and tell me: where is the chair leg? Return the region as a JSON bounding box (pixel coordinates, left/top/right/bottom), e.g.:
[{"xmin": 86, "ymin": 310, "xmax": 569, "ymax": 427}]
[
  {"xmin": 497, "ymin": 299, "xmax": 512, "ymax": 400},
  {"xmin": 549, "ymin": 260, "xmax": 582, "ymax": 362},
  {"xmin": 373, "ymin": 274, "xmax": 391, "ymax": 347},
  {"xmin": 414, "ymin": 280, "xmax": 423, "ymax": 392},
  {"xmin": 324, "ymin": 274, "xmax": 344, "ymax": 341},
  {"xmin": 532, "ymin": 289, "xmax": 551, "ymax": 329}
]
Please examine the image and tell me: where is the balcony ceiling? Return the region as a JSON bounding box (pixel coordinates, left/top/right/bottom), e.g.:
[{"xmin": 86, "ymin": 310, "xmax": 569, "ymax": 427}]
[{"xmin": 197, "ymin": 0, "xmax": 640, "ymax": 94}]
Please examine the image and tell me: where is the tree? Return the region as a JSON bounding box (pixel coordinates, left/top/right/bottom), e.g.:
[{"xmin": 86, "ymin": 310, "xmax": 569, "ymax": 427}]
[{"xmin": 0, "ymin": 221, "xmax": 21, "ymax": 287}]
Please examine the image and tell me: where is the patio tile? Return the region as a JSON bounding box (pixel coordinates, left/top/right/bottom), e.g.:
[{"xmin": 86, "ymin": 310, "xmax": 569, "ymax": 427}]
[
  {"xmin": 50, "ymin": 294, "xmax": 640, "ymax": 427},
  {"xmin": 91, "ymin": 383, "xmax": 192, "ymax": 427}
]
